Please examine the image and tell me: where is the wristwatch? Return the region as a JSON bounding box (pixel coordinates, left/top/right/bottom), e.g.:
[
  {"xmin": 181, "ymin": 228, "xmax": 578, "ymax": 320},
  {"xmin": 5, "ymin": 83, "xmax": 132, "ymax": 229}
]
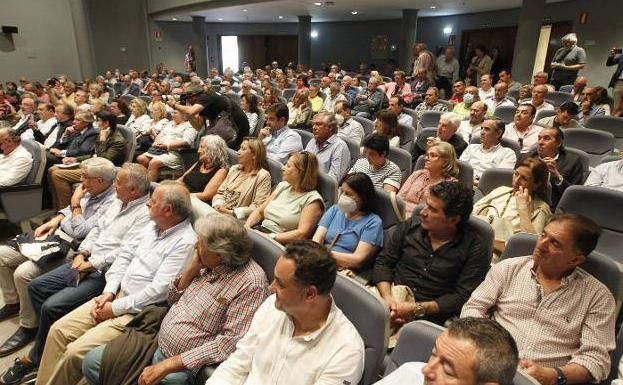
[
  {"xmin": 554, "ymin": 367, "xmax": 567, "ymax": 385},
  {"xmin": 412, "ymin": 302, "xmax": 426, "ymax": 319},
  {"xmin": 269, "ymin": 233, "xmax": 277, "ymax": 241}
]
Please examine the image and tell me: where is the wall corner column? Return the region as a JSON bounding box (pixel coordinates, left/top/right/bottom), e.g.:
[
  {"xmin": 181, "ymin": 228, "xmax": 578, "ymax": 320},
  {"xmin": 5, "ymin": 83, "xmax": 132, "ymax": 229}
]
[
  {"xmin": 298, "ymin": 16, "xmax": 311, "ymax": 68},
  {"xmin": 192, "ymin": 16, "xmax": 208, "ymax": 77},
  {"xmin": 399, "ymin": 9, "xmax": 419, "ymax": 72},
  {"xmin": 511, "ymin": 0, "xmax": 546, "ymax": 84}
]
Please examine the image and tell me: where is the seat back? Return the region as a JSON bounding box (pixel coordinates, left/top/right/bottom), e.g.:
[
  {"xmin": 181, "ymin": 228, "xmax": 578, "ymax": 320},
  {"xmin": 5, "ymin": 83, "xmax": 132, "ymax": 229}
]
[
  {"xmin": 599, "ymin": 154, "xmax": 623, "ymax": 165},
  {"xmin": 227, "ymin": 148, "xmax": 239, "ymax": 165},
  {"xmin": 399, "ymin": 123, "xmax": 415, "ymax": 153},
  {"xmin": 247, "ymin": 229, "xmax": 284, "ymax": 282},
  {"xmin": 293, "ymin": 128, "xmax": 314, "ymax": 148},
  {"xmin": 268, "ymin": 157, "xmax": 283, "ymax": 189},
  {"xmin": 585, "ymin": 116, "xmax": 623, "ymax": 145},
  {"xmin": 342, "ymin": 137, "xmax": 361, "ymax": 166},
  {"xmin": 317, "ymin": 172, "xmax": 338, "ymax": 208},
  {"xmin": 508, "ymin": 89, "xmax": 520, "ymax": 100},
  {"xmin": 545, "ymin": 91, "xmax": 573, "ymax": 107},
  {"xmin": 116, "ymin": 124, "xmax": 136, "ymax": 163},
  {"xmin": 254, "ymin": 109, "xmax": 265, "ymax": 136},
  {"xmin": 384, "ymin": 320, "xmax": 444, "ymax": 374},
  {"xmin": 564, "ymin": 128, "xmax": 614, "ymax": 156},
  {"xmin": 352, "ymin": 116, "xmax": 375, "ymax": 137},
  {"xmin": 388, "ymin": 147, "xmax": 413, "ymax": 185},
  {"xmin": 563, "ymin": 147, "xmax": 590, "ymax": 183},
  {"xmin": 475, "ymin": 167, "xmax": 552, "ymax": 205},
  {"xmin": 18, "ymin": 139, "xmax": 46, "ymax": 185},
  {"xmin": 331, "ymin": 275, "xmax": 390, "ymax": 385},
  {"xmin": 534, "ymin": 109, "xmax": 556, "ymax": 123},
  {"xmin": 372, "ymin": 188, "xmax": 405, "ymax": 229},
  {"xmin": 469, "ymin": 136, "xmax": 521, "ymax": 162},
  {"xmin": 438, "ymin": 99, "xmax": 453, "ymax": 111},
  {"xmin": 500, "ymin": 232, "xmax": 623, "ymax": 316},
  {"xmin": 282, "ymin": 88, "xmax": 297, "ymax": 102},
  {"xmin": 559, "ymin": 85, "xmax": 574, "ymax": 93},
  {"xmin": 493, "ymin": 105, "xmax": 517, "ymax": 124},
  {"xmin": 120, "ymin": 95, "xmax": 135, "ymax": 105},
  {"xmin": 419, "ymin": 111, "xmax": 444, "ymax": 130},
  {"xmin": 139, "ymin": 95, "xmax": 151, "ymax": 104},
  {"xmin": 556, "ymin": 185, "xmax": 623, "ymax": 261},
  {"xmin": 413, "ymin": 155, "xmax": 474, "ymax": 191},
  {"xmin": 402, "ymin": 108, "xmax": 419, "ymax": 129}
]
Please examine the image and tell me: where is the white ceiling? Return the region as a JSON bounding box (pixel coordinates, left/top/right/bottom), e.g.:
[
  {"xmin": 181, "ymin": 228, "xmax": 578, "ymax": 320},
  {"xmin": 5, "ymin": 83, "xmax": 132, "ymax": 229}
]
[{"xmin": 154, "ymin": 0, "xmax": 570, "ymax": 23}]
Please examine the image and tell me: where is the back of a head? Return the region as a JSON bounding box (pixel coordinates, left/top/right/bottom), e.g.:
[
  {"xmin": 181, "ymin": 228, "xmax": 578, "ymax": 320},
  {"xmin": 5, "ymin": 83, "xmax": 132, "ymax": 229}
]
[
  {"xmin": 267, "ymin": 102, "xmax": 289, "ymax": 122},
  {"xmin": 283, "ymin": 240, "xmax": 337, "ymax": 295},
  {"xmin": 158, "ymin": 180, "xmax": 191, "ymax": 220},
  {"xmin": 121, "ymin": 163, "xmax": 150, "ymax": 196},
  {"xmin": 194, "ymin": 216, "xmax": 252, "ymax": 268},
  {"xmin": 448, "ymin": 317, "xmax": 519, "ymax": 385}
]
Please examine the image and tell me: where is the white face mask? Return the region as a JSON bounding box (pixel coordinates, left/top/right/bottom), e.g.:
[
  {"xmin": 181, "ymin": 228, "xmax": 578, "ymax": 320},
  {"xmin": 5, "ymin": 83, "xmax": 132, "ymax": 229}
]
[
  {"xmin": 337, "ymin": 194, "xmax": 358, "ymax": 214},
  {"xmin": 463, "ymin": 93, "xmax": 474, "ymax": 106}
]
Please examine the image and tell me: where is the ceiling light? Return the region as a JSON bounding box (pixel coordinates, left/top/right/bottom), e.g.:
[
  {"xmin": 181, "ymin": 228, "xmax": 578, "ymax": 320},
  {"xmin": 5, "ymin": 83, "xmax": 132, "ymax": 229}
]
[
  {"xmin": 443, "ymin": 26, "xmax": 452, "ymax": 34},
  {"xmin": 314, "ymin": 2, "xmax": 322, "ymax": 5},
  {"xmin": 430, "ymin": 6, "xmax": 436, "ymax": 9},
  {"xmin": 351, "ymin": 11, "xmax": 358, "ymax": 15},
  {"xmin": 172, "ymin": 17, "xmax": 177, "ymax": 21},
  {"xmin": 278, "ymin": 15, "xmax": 284, "ymax": 19},
  {"xmin": 242, "ymin": 9, "xmax": 247, "ymax": 12},
  {"xmin": 217, "ymin": 18, "xmax": 223, "ymax": 21},
  {"xmin": 310, "ymin": 30, "xmax": 319, "ymax": 38}
]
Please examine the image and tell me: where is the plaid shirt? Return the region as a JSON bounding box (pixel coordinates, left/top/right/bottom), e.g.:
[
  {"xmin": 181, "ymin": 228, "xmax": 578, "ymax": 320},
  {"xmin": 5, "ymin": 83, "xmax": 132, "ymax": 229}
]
[
  {"xmin": 414, "ymin": 101, "xmax": 448, "ymax": 120},
  {"xmin": 158, "ymin": 260, "xmax": 269, "ymax": 372}
]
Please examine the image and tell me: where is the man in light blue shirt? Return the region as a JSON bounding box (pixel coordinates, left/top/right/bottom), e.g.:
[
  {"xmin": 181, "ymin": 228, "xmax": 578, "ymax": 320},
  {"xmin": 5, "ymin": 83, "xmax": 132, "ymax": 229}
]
[
  {"xmin": 35, "ymin": 181, "xmax": 197, "ymax": 385},
  {"xmin": 259, "ymin": 103, "xmax": 303, "ymax": 164},
  {"xmin": 305, "ymin": 112, "xmax": 351, "ymax": 181}
]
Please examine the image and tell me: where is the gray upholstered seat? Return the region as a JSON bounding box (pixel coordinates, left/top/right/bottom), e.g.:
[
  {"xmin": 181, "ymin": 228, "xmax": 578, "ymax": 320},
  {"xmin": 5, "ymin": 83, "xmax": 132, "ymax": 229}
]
[
  {"xmin": 387, "ymin": 147, "xmax": 413, "ymax": 185},
  {"xmin": 352, "ymin": 116, "xmax": 375, "ymax": 137},
  {"xmin": 116, "ymin": 124, "xmax": 136, "ymax": 163},
  {"xmin": 317, "ymin": 172, "xmax": 338, "ymax": 208},
  {"xmin": 293, "ymin": 128, "xmax": 314, "ymax": 148},
  {"xmin": 413, "ymin": 155, "xmax": 474, "ymax": 191},
  {"xmin": 494, "ymin": 105, "xmax": 517, "ymax": 124}
]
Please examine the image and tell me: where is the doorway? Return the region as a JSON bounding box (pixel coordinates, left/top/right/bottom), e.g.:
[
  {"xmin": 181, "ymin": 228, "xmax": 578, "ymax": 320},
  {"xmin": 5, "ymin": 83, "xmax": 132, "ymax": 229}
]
[
  {"xmin": 460, "ymin": 26, "xmax": 518, "ymax": 81},
  {"xmin": 219, "ymin": 35, "xmax": 298, "ymax": 72}
]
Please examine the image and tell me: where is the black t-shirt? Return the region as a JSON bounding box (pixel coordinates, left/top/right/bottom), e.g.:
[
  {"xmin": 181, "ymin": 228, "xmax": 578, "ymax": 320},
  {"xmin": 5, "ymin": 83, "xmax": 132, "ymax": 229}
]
[{"xmin": 195, "ymin": 92, "xmax": 249, "ymax": 149}]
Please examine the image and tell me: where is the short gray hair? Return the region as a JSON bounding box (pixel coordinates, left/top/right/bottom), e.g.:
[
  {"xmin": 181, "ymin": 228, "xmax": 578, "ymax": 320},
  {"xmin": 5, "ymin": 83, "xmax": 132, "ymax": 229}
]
[
  {"xmin": 194, "ymin": 216, "xmax": 252, "ymax": 268},
  {"xmin": 0, "ymin": 128, "xmax": 20, "ymax": 144},
  {"xmin": 199, "ymin": 135, "xmax": 230, "ymax": 169},
  {"xmin": 158, "ymin": 180, "xmax": 191, "ymax": 219},
  {"xmin": 121, "ymin": 163, "xmax": 150, "ymax": 195},
  {"xmin": 440, "ymin": 112, "xmax": 461, "ymax": 129},
  {"xmin": 562, "ymin": 33, "xmax": 578, "ymax": 44},
  {"xmin": 314, "ymin": 111, "xmax": 338, "ymax": 132},
  {"xmin": 82, "ymin": 158, "xmax": 116, "ymax": 183}
]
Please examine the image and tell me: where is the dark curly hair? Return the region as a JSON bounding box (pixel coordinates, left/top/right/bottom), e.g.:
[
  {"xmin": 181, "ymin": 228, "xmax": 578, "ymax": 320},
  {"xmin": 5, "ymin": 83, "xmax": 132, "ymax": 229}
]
[{"xmin": 429, "ymin": 181, "xmax": 474, "ymax": 225}]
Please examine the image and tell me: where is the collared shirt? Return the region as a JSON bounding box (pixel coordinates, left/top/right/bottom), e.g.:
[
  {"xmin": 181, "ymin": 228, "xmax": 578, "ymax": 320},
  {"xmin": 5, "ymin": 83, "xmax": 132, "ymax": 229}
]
[
  {"xmin": 305, "ymin": 134, "xmax": 351, "ymax": 181},
  {"xmin": 263, "ymin": 126, "xmax": 303, "ymax": 164},
  {"xmin": 398, "ymin": 112, "xmax": 413, "ymax": 128},
  {"xmin": 104, "ymin": 219, "xmax": 197, "ymax": 315},
  {"xmin": 461, "ymin": 256, "xmax": 615, "ymax": 382},
  {"xmin": 58, "ymin": 186, "xmax": 117, "ymax": 240},
  {"xmin": 457, "ymin": 120, "xmax": 483, "ymax": 142},
  {"xmin": 533, "ymin": 101, "xmax": 555, "ymax": 112},
  {"xmin": 0, "ymin": 145, "xmax": 32, "ymax": 187},
  {"xmin": 503, "ymin": 123, "xmax": 543, "ymax": 153},
  {"xmin": 585, "ymin": 159, "xmax": 623, "ymax": 192},
  {"xmin": 206, "ymin": 295, "xmax": 365, "ymax": 385},
  {"xmin": 158, "ymin": 261, "xmax": 269, "ymax": 373},
  {"xmin": 338, "ymin": 118, "xmax": 365, "ymax": 144},
  {"xmin": 478, "ymin": 87, "xmax": 494, "ymax": 101},
  {"xmin": 372, "ymin": 216, "xmax": 489, "ymax": 320},
  {"xmin": 459, "ymin": 143, "xmax": 517, "ymax": 179},
  {"xmin": 485, "ymin": 96, "xmax": 515, "ymax": 113},
  {"xmin": 78, "ymin": 195, "xmax": 151, "ymax": 272},
  {"xmin": 435, "ymin": 56, "xmax": 459, "ymax": 82},
  {"xmin": 37, "ymin": 117, "xmax": 59, "ymax": 148},
  {"xmin": 349, "ymin": 158, "xmax": 402, "ymax": 190},
  {"xmin": 321, "ymin": 93, "xmax": 347, "ymax": 113},
  {"xmin": 413, "ymin": 102, "xmax": 448, "ymax": 120}
]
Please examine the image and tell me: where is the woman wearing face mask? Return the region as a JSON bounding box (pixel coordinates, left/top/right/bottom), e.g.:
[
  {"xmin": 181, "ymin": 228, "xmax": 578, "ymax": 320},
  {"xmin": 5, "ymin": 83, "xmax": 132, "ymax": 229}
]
[
  {"xmin": 313, "ymin": 172, "xmax": 384, "ymax": 271},
  {"xmin": 245, "ymin": 151, "xmax": 324, "ymax": 243}
]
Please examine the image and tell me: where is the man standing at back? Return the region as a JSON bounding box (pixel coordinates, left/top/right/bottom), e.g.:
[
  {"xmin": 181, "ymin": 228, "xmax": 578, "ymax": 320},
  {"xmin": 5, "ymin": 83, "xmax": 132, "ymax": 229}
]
[{"xmin": 206, "ymin": 240, "xmax": 364, "ymax": 385}]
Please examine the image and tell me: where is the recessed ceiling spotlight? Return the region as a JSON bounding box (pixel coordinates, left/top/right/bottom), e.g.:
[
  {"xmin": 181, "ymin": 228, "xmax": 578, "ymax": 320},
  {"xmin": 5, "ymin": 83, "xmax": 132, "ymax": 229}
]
[
  {"xmin": 430, "ymin": 5, "xmax": 436, "ymax": 9},
  {"xmin": 217, "ymin": 18, "xmax": 223, "ymax": 21},
  {"xmin": 172, "ymin": 17, "xmax": 177, "ymax": 21},
  {"xmin": 310, "ymin": 30, "xmax": 319, "ymax": 38},
  {"xmin": 351, "ymin": 11, "xmax": 358, "ymax": 15},
  {"xmin": 314, "ymin": 2, "xmax": 322, "ymax": 5},
  {"xmin": 278, "ymin": 15, "xmax": 284, "ymax": 19},
  {"xmin": 242, "ymin": 9, "xmax": 247, "ymax": 12}
]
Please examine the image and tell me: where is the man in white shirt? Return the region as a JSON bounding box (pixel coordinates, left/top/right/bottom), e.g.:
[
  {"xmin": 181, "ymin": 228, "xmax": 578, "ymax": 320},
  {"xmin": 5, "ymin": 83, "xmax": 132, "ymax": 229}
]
[
  {"xmin": 375, "ymin": 317, "xmax": 519, "ymax": 385},
  {"xmin": 0, "ymin": 128, "xmax": 32, "ymax": 187},
  {"xmin": 478, "ymin": 74, "xmax": 494, "ymax": 101},
  {"xmin": 585, "ymin": 159, "xmax": 623, "ymax": 192},
  {"xmin": 460, "ymin": 120, "xmax": 516, "ymax": 184},
  {"xmin": 207, "ymin": 240, "xmax": 365, "ymax": 385},
  {"xmin": 12, "ymin": 97, "xmax": 37, "ymax": 140},
  {"xmin": 35, "ymin": 104, "xmax": 58, "ymax": 148},
  {"xmin": 457, "ymin": 101, "xmax": 487, "ymax": 142},
  {"xmin": 35, "ymin": 181, "xmax": 197, "ymax": 385},
  {"xmin": 335, "ymin": 101, "xmax": 365, "ymax": 144},
  {"xmin": 531, "ymin": 85, "xmax": 555, "ymax": 112},
  {"xmin": 485, "ymin": 82, "xmax": 515, "ymax": 113},
  {"xmin": 503, "ymin": 103, "xmax": 543, "ymax": 153},
  {"xmin": 320, "ymin": 82, "xmax": 347, "ymax": 113},
  {"xmin": 388, "ymin": 96, "xmax": 414, "ymax": 128}
]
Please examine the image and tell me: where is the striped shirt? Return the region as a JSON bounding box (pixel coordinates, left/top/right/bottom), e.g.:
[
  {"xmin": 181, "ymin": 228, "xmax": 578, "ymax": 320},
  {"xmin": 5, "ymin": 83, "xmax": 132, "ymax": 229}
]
[
  {"xmin": 349, "ymin": 158, "xmax": 402, "ymax": 190},
  {"xmin": 461, "ymin": 256, "xmax": 616, "ymax": 382},
  {"xmin": 158, "ymin": 260, "xmax": 269, "ymax": 372},
  {"xmin": 413, "ymin": 102, "xmax": 448, "ymax": 120}
]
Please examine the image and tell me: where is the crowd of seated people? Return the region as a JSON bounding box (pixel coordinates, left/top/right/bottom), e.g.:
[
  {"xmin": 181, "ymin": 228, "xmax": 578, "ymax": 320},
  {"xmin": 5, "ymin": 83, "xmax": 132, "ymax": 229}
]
[{"xmin": 0, "ymin": 46, "xmax": 622, "ymax": 385}]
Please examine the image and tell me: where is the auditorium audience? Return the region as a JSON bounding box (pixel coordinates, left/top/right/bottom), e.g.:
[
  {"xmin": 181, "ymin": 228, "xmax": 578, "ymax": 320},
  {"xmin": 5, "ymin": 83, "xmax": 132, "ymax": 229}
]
[
  {"xmin": 550, "ymin": 33, "xmax": 587, "ymax": 89},
  {"xmin": 525, "ymin": 126, "xmax": 585, "ymax": 207},
  {"xmin": 410, "ymin": 68, "xmax": 435, "ymax": 105},
  {"xmin": 536, "ymin": 101, "xmax": 580, "ymax": 129},
  {"xmin": 125, "ymin": 98, "xmax": 152, "ymax": 138},
  {"xmin": 205, "ymin": 241, "xmax": 365, "ymax": 385},
  {"xmin": 136, "ymin": 109, "xmax": 196, "ymax": 181},
  {"xmin": 308, "ymin": 85, "xmax": 324, "ymax": 113},
  {"xmin": 321, "ymin": 82, "xmax": 347, "ymax": 113},
  {"xmin": 484, "ymin": 81, "xmax": 515, "ymax": 112},
  {"xmin": 110, "ymin": 99, "xmax": 130, "ymax": 125},
  {"xmin": 414, "ymin": 112, "xmax": 467, "ymax": 159},
  {"xmin": 305, "ymin": 112, "xmax": 351, "ymax": 180},
  {"xmin": 374, "ymin": 109, "xmax": 400, "ymax": 147},
  {"xmin": 385, "ymin": 71, "xmax": 413, "ymax": 105},
  {"xmin": 478, "ymin": 74, "xmax": 495, "ymax": 101},
  {"xmin": 178, "ymin": 135, "xmax": 229, "ymax": 203},
  {"xmin": 462, "ymin": 214, "xmax": 615, "ymax": 385},
  {"xmin": 571, "ymin": 76, "xmax": 587, "ymax": 103},
  {"xmin": 503, "ymin": 103, "xmax": 542, "ymax": 153},
  {"xmin": 287, "ymin": 90, "xmax": 313, "ymax": 130},
  {"xmin": 373, "ymin": 181, "xmax": 489, "ymax": 332},
  {"xmin": 46, "ymin": 110, "xmax": 99, "ymax": 167},
  {"xmin": 349, "ymin": 134, "xmax": 402, "ymax": 192},
  {"xmin": 240, "ymin": 93, "xmax": 260, "ymax": 135},
  {"xmin": 136, "ymin": 101, "xmax": 170, "ymax": 154},
  {"xmin": 453, "ymin": 86, "xmax": 488, "ymax": 120},
  {"xmin": 399, "ymin": 141, "xmax": 459, "ymax": 217},
  {"xmin": 35, "ymin": 103, "xmax": 58, "ymax": 149},
  {"xmin": 212, "ymin": 137, "xmax": 271, "ymax": 219},
  {"xmin": 82, "ymin": 215, "xmax": 269, "ymax": 385},
  {"xmin": 335, "ymin": 100, "xmax": 365, "ymax": 144},
  {"xmin": 467, "ymin": 45, "xmax": 492, "ymax": 86},
  {"xmin": 313, "ymin": 172, "xmax": 383, "ymax": 272},
  {"xmin": 532, "ymin": 71, "xmax": 555, "ymax": 92},
  {"xmin": 473, "ymin": 158, "xmax": 552, "ymax": 254},
  {"xmin": 353, "ymin": 77, "xmax": 385, "ymax": 119},
  {"xmin": 435, "ymin": 47, "xmax": 460, "ymax": 98},
  {"xmin": 388, "ymin": 96, "xmax": 414, "ymax": 127},
  {"xmin": 457, "ymin": 101, "xmax": 487, "ymax": 142},
  {"xmin": 460, "ymin": 119, "xmax": 516, "ymax": 183},
  {"xmin": 0, "ymin": 128, "xmax": 33, "ymax": 187},
  {"xmin": 518, "ymin": 84, "xmax": 532, "ymax": 104},
  {"xmin": 531, "ymin": 85, "xmax": 555, "ymax": 112},
  {"xmin": 413, "ymin": 87, "xmax": 448, "ymax": 120},
  {"xmin": 584, "ymin": 158, "xmax": 623, "ymax": 192},
  {"xmin": 259, "ymin": 103, "xmax": 303, "ymax": 164},
  {"xmin": 245, "ymin": 151, "xmax": 324, "ymax": 243}
]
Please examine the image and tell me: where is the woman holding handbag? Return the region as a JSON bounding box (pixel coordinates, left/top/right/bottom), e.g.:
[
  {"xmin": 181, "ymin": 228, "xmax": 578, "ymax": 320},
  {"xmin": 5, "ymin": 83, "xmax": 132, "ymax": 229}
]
[{"xmin": 473, "ymin": 158, "xmax": 552, "ymax": 256}]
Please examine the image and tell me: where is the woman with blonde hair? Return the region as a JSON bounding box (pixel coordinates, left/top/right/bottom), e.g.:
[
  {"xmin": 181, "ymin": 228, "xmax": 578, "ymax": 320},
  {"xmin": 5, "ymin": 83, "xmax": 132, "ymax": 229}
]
[
  {"xmin": 125, "ymin": 98, "xmax": 152, "ymax": 137},
  {"xmin": 288, "ymin": 90, "xmax": 313, "ymax": 129},
  {"xmin": 398, "ymin": 141, "xmax": 459, "ymax": 217},
  {"xmin": 246, "ymin": 151, "xmax": 324, "ymax": 243},
  {"xmin": 212, "ymin": 137, "xmax": 272, "ymax": 219}
]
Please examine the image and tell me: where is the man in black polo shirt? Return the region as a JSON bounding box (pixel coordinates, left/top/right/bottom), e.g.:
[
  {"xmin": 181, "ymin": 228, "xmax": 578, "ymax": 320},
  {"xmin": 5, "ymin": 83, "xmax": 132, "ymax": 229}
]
[{"xmin": 372, "ymin": 181, "xmax": 489, "ymax": 328}]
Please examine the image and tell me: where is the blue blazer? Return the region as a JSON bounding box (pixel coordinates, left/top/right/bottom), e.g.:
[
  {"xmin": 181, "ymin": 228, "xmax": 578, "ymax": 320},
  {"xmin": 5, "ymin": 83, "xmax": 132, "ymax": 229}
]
[{"xmin": 65, "ymin": 125, "xmax": 99, "ymax": 157}]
